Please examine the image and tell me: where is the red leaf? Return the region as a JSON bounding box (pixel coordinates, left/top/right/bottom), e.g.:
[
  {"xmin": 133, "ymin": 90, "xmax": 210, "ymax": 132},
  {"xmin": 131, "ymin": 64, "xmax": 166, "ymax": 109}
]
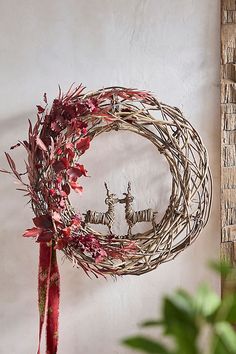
[
  {"xmin": 36, "ymin": 230, "xmax": 53, "ymax": 242},
  {"xmin": 70, "ymin": 181, "xmax": 83, "ymax": 194},
  {"xmin": 28, "ymin": 119, "xmax": 33, "ymax": 137},
  {"xmin": 33, "ymin": 215, "xmax": 53, "ymax": 229},
  {"xmin": 76, "ymin": 137, "xmax": 90, "ymax": 154},
  {"xmin": 67, "ymin": 164, "xmax": 88, "ymax": 179},
  {"xmin": 5, "ymin": 152, "xmax": 16, "ymax": 172},
  {"xmin": 56, "ymin": 148, "xmax": 63, "ymax": 155},
  {"xmin": 36, "ymin": 105, "xmax": 45, "ymax": 114},
  {"xmin": 4, "ymin": 152, "xmax": 21, "ymax": 180},
  {"xmin": 53, "ymin": 157, "xmax": 69, "ymax": 173},
  {"xmin": 53, "ymin": 160, "xmax": 65, "ymax": 174},
  {"xmin": 36, "ymin": 136, "xmax": 47, "ymax": 152},
  {"xmin": 61, "ymin": 157, "xmax": 70, "ymax": 169},
  {"xmin": 23, "ymin": 227, "xmax": 42, "ymax": 238},
  {"xmin": 23, "ymin": 140, "xmax": 30, "ymax": 150},
  {"xmin": 67, "ymin": 168, "xmax": 79, "ymax": 179},
  {"xmin": 65, "ymin": 148, "xmax": 75, "ymax": 161},
  {"xmin": 77, "ymin": 164, "xmax": 88, "ymax": 176}
]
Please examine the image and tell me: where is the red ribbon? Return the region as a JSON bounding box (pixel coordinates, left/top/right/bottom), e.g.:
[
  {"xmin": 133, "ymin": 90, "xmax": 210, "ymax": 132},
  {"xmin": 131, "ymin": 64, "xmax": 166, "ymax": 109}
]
[{"xmin": 37, "ymin": 243, "xmax": 60, "ymax": 354}]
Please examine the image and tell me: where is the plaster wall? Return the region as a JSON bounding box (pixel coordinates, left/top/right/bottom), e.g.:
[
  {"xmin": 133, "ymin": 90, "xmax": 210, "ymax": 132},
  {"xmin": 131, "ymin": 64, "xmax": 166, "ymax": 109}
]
[{"xmin": 0, "ymin": 1, "xmax": 220, "ymax": 353}]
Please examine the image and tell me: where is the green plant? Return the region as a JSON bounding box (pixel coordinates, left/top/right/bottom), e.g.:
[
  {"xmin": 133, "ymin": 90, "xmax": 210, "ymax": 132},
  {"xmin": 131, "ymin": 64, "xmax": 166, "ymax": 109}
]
[{"xmin": 122, "ymin": 261, "xmax": 236, "ymax": 354}]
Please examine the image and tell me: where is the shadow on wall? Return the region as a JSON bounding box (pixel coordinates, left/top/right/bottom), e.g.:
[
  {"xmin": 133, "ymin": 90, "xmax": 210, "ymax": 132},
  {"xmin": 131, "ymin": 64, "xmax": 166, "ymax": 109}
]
[{"xmin": 0, "ymin": 111, "xmax": 220, "ymax": 354}]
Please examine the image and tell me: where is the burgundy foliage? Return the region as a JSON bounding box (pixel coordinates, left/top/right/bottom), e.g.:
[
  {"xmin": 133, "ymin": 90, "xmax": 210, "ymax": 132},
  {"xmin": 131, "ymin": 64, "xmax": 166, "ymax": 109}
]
[{"xmin": 0, "ymin": 85, "xmax": 146, "ymax": 271}]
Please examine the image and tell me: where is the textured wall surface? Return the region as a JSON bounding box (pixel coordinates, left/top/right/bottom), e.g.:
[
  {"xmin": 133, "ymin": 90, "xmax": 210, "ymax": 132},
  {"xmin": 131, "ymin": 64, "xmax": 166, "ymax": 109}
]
[
  {"xmin": 221, "ymin": 0, "xmax": 236, "ymax": 289},
  {"xmin": 0, "ymin": 1, "xmax": 220, "ymax": 353}
]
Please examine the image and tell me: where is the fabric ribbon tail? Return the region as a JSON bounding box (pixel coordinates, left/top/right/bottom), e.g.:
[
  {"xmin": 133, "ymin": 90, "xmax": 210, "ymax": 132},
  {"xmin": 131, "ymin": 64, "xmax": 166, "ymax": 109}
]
[
  {"xmin": 46, "ymin": 248, "xmax": 60, "ymax": 353},
  {"xmin": 37, "ymin": 243, "xmax": 60, "ymax": 354}
]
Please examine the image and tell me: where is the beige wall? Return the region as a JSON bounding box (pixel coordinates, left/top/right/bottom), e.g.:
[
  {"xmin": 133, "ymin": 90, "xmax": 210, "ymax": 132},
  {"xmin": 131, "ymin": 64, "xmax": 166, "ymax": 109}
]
[{"xmin": 0, "ymin": 1, "xmax": 220, "ymax": 353}]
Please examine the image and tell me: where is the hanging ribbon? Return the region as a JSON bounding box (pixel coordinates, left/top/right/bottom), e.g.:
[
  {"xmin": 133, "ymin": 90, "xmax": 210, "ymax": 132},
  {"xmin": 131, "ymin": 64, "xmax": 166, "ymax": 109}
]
[{"xmin": 37, "ymin": 243, "xmax": 60, "ymax": 354}]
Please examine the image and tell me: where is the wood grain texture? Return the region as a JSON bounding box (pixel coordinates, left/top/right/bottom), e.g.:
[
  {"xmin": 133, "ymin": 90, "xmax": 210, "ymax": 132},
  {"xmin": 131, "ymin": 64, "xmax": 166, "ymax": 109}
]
[
  {"xmin": 221, "ymin": 0, "xmax": 236, "ymax": 294},
  {"xmin": 221, "ymin": 241, "xmax": 236, "ymax": 295}
]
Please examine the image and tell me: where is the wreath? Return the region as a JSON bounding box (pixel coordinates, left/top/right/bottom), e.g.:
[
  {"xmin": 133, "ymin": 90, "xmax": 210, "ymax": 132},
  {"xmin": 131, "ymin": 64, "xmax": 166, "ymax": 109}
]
[{"xmin": 1, "ymin": 85, "xmax": 212, "ymax": 353}]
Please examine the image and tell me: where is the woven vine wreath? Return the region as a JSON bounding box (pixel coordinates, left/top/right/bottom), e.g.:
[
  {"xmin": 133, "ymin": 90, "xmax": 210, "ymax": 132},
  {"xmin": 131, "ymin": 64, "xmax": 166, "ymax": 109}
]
[
  {"xmin": 3, "ymin": 85, "xmax": 212, "ymax": 277},
  {"xmin": 1, "ymin": 85, "xmax": 212, "ymax": 353}
]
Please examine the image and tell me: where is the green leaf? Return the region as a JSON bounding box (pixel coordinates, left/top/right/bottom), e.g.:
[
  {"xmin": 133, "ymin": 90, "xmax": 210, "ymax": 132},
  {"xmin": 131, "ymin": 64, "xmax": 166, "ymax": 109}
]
[
  {"xmin": 162, "ymin": 291, "xmax": 199, "ymax": 354},
  {"xmin": 194, "ymin": 284, "xmax": 221, "ymax": 319},
  {"xmin": 141, "ymin": 320, "xmax": 164, "ymax": 327},
  {"xmin": 212, "ymin": 322, "xmax": 236, "ymax": 354},
  {"xmin": 122, "ymin": 336, "xmax": 171, "ymax": 354},
  {"xmin": 216, "ymin": 294, "xmax": 236, "ymax": 324},
  {"xmin": 164, "ymin": 290, "xmax": 194, "ymax": 319},
  {"xmin": 208, "ymin": 260, "xmax": 232, "ymax": 279},
  {"xmin": 163, "ymin": 291, "xmax": 197, "ymax": 334}
]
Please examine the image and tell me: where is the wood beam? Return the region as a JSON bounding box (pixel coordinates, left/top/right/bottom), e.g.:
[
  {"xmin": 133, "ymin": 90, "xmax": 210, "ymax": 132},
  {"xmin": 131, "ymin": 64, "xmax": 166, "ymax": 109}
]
[{"xmin": 221, "ymin": 0, "xmax": 236, "ymax": 295}]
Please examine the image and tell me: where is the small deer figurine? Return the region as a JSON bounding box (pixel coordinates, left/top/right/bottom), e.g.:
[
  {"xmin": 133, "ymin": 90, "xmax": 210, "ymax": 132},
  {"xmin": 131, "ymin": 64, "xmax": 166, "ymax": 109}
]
[
  {"xmin": 84, "ymin": 183, "xmax": 119, "ymax": 234},
  {"xmin": 120, "ymin": 182, "xmax": 158, "ymax": 237}
]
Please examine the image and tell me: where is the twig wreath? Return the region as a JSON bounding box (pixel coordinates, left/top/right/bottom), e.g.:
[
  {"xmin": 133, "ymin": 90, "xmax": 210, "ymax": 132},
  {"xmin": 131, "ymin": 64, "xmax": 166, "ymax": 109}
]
[{"xmin": 1, "ymin": 85, "xmax": 212, "ymax": 353}]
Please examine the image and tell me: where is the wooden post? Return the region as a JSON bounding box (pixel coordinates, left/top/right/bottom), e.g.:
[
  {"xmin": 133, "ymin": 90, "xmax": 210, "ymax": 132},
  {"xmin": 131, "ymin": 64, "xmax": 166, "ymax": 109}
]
[{"xmin": 221, "ymin": 0, "xmax": 236, "ymax": 295}]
